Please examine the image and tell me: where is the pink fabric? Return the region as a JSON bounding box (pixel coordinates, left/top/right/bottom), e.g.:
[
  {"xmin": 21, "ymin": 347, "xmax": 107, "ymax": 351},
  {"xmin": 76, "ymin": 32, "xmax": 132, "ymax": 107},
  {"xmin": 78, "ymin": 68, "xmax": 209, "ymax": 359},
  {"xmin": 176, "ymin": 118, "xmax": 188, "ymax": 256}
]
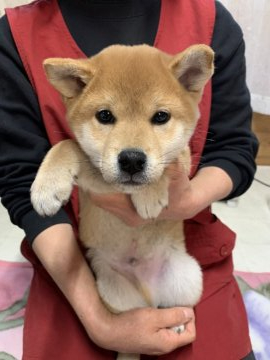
[
  {"xmin": 0, "ymin": 260, "xmax": 33, "ymax": 309},
  {"xmin": 1, "ymin": 260, "xmax": 270, "ymax": 359},
  {"xmin": 235, "ymin": 270, "xmax": 270, "ymax": 288},
  {"xmin": 0, "ymin": 261, "xmax": 33, "ymax": 359}
]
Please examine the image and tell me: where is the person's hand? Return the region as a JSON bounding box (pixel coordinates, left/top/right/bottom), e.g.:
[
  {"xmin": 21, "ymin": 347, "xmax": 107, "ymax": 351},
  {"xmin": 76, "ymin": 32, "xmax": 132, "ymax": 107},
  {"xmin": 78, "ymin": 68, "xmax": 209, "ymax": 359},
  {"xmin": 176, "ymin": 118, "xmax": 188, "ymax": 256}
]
[
  {"xmin": 158, "ymin": 162, "xmax": 199, "ymax": 221},
  {"xmin": 90, "ymin": 161, "xmax": 198, "ymax": 226},
  {"xmin": 88, "ymin": 304, "xmax": 196, "ymax": 355},
  {"xmin": 90, "ymin": 162, "xmax": 234, "ymax": 225}
]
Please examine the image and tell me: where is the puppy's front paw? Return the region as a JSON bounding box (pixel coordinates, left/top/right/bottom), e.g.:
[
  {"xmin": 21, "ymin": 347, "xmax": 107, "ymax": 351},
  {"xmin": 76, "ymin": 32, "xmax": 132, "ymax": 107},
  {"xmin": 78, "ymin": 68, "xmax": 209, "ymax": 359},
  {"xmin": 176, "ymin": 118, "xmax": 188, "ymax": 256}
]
[
  {"xmin": 31, "ymin": 173, "xmax": 74, "ymax": 217},
  {"xmin": 131, "ymin": 186, "xmax": 168, "ymax": 220}
]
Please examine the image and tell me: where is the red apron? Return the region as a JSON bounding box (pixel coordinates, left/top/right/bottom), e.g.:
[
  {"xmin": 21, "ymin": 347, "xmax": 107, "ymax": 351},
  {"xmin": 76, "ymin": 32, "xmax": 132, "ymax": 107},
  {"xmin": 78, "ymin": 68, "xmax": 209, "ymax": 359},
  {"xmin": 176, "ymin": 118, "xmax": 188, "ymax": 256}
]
[{"xmin": 6, "ymin": 0, "xmax": 252, "ymax": 359}]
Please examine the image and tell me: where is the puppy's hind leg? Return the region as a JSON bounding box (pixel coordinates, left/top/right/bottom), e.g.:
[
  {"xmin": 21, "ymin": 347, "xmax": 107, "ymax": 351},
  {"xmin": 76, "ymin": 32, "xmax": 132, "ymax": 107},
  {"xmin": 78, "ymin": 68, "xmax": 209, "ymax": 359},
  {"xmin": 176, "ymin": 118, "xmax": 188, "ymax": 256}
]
[
  {"xmin": 154, "ymin": 245, "xmax": 202, "ymax": 311},
  {"xmin": 90, "ymin": 255, "xmax": 147, "ymax": 360},
  {"xmin": 91, "ymin": 257, "xmax": 147, "ymax": 312},
  {"xmin": 117, "ymin": 353, "xmax": 140, "ymax": 360}
]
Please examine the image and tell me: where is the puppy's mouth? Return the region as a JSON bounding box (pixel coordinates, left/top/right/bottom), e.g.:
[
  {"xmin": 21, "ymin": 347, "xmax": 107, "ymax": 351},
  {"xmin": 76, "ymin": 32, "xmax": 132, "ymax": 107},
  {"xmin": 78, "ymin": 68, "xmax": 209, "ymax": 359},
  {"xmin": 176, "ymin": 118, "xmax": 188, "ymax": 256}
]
[{"xmin": 118, "ymin": 173, "xmax": 148, "ymax": 187}]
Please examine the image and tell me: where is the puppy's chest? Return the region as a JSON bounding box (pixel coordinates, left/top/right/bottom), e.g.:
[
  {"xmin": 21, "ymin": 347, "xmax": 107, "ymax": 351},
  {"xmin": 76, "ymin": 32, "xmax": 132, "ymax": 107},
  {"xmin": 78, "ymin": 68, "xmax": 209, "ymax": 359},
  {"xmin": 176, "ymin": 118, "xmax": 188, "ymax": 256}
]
[
  {"xmin": 80, "ymin": 198, "xmax": 181, "ymax": 242},
  {"xmin": 79, "ymin": 196, "xmax": 183, "ymax": 251}
]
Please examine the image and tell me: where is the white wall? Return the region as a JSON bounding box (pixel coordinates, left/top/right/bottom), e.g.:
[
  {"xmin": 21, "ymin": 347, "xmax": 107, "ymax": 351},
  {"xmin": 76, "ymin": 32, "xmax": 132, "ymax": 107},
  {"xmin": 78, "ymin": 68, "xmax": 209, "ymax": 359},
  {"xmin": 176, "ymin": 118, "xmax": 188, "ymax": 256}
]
[
  {"xmin": 1, "ymin": 0, "xmax": 270, "ymax": 114},
  {"xmin": 0, "ymin": 0, "xmax": 31, "ymax": 16},
  {"xmin": 219, "ymin": 0, "xmax": 270, "ymax": 115}
]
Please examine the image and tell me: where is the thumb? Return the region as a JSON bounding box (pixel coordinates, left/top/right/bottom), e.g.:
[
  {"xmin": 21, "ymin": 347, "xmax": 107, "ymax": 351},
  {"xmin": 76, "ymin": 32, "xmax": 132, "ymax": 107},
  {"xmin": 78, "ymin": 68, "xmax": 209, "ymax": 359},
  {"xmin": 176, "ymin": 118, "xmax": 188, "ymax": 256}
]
[
  {"xmin": 157, "ymin": 307, "xmax": 194, "ymax": 329},
  {"xmin": 166, "ymin": 161, "xmax": 189, "ymax": 183}
]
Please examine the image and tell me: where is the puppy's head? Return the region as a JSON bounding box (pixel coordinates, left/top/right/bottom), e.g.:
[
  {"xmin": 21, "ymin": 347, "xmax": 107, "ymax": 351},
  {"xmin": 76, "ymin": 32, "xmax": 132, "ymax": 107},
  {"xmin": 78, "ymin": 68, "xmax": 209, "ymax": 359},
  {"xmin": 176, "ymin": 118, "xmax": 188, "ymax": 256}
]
[{"xmin": 44, "ymin": 44, "xmax": 214, "ymax": 192}]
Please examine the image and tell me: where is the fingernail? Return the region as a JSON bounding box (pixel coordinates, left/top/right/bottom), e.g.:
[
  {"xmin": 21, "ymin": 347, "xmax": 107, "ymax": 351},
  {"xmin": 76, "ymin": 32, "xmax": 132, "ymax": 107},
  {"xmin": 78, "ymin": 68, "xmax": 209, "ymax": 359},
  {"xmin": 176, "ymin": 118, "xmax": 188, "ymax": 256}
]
[{"xmin": 183, "ymin": 309, "xmax": 193, "ymax": 320}]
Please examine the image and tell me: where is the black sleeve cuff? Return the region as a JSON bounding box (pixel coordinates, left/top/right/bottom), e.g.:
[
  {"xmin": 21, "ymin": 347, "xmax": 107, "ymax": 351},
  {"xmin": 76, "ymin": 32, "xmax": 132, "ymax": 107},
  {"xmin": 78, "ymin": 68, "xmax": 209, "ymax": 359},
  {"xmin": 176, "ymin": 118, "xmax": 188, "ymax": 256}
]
[{"xmin": 20, "ymin": 208, "xmax": 72, "ymax": 245}]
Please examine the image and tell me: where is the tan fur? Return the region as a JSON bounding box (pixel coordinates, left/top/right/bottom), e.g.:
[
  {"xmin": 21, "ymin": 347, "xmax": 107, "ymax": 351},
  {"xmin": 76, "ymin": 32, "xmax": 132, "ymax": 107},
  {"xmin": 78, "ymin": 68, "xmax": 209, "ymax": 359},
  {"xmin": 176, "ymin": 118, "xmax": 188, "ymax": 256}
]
[{"xmin": 31, "ymin": 44, "xmax": 214, "ymax": 360}]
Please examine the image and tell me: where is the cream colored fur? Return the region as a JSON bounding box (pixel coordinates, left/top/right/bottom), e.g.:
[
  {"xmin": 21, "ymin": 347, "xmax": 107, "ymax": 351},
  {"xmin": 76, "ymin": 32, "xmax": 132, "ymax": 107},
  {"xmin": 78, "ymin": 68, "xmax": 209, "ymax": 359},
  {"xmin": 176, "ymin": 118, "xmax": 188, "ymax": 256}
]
[{"xmin": 31, "ymin": 44, "xmax": 214, "ymax": 360}]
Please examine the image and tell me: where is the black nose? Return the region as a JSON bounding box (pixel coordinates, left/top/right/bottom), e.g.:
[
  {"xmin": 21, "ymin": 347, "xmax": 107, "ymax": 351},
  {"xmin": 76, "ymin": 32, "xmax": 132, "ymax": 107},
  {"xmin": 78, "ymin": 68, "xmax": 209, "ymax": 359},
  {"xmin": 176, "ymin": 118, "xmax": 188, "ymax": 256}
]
[{"xmin": 118, "ymin": 149, "xmax": 147, "ymax": 175}]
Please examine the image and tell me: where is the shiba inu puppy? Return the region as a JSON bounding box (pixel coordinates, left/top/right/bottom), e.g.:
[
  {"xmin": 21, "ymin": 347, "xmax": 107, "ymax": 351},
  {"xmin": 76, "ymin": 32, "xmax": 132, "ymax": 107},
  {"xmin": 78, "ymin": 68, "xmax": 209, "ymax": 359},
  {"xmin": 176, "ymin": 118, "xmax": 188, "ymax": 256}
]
[{"xmin": 31, "ymin": 44, "xmax": 214, "ymax": 360}]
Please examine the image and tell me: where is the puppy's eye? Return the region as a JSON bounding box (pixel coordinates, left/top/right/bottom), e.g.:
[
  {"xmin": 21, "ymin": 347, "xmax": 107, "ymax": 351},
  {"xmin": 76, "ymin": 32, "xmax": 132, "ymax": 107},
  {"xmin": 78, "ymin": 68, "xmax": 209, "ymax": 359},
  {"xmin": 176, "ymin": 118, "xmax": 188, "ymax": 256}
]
[
  {"xmin": 95, "ymin": 110, "xmax": 115, "ymax": 124},
  {"xmin": 151, "ymin": 111, "xmax": 171, "ymax": 125}
]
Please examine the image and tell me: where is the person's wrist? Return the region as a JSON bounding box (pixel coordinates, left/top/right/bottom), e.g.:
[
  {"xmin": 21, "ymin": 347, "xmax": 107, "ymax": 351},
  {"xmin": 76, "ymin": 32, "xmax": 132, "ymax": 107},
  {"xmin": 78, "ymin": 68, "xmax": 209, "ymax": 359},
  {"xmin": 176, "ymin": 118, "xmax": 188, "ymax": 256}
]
[
  {"xmin": 171, "ymin": 182, "xmax": 201, "ymax": 220},
  {"xmin": 190, "ymin": 166, "xmax": 233, "ymax": 213},
  {"xmin": 184, "ymin": 180, "xmax": 205, "ymax": 218},
  {"xmin": 81, "ymin": 293, "xmax": 115, "ymax": 348}
]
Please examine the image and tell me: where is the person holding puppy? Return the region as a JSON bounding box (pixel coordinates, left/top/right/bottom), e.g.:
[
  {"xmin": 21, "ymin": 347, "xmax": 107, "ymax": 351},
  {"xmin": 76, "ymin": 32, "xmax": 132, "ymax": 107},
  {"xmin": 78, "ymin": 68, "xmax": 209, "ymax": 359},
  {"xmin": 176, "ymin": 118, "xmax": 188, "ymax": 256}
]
[{"xmin": 0, "ymin": 0, "xmax": 258, "ymax": 359}]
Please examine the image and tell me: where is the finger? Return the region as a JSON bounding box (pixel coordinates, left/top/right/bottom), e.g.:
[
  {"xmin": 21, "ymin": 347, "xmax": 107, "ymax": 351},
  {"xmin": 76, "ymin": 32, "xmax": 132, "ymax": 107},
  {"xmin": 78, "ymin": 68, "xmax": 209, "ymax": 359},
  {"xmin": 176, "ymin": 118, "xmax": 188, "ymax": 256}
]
[
  {"xmin": 90, "ymin": 192, "xmax": 126, "ymax": 204},
  {"xmin": 169, "ymin": 320, "xmax": 196, "ymax": 347},
  {"xmin": 175, "ymin": 317, "xmax": 196, "ymax": 344},
  {"xmin": 156, "ymin": 307, "xmax": 194, "ymax": 329},
  {"xmin": 90, "ymin": 192, "xmax": 133, "ymax": 210},
  {"xmin": 90, "ymin": 192, "xmax": 149, "ymax": 226},
  {"xmin": 166, "ymin": 161, "xmax": 187, "ymax": 181},
  {"xmin": 184, "ymin": 316, "xmax": 196, "ymax": 334},
  {"xmin": 153, "ymin": 319, "xmax": 196, "ymax": 355}
]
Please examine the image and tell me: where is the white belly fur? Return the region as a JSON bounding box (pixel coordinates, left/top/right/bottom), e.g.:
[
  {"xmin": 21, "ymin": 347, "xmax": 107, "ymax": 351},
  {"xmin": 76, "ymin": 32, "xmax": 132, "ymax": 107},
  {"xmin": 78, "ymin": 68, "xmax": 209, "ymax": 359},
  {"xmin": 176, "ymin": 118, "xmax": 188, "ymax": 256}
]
[{"xmin": 79, "ymin": 191, "xmax": 202, "ymax": 312}]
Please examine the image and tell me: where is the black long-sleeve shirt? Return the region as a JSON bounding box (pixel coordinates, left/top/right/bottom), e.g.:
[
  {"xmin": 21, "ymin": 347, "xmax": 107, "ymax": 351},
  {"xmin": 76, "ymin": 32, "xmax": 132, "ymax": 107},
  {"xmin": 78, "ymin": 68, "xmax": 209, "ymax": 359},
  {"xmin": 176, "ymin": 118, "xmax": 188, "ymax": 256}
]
[{"xmin": 0, "ymin": 0, "xmax": 259, "ymax": 244}]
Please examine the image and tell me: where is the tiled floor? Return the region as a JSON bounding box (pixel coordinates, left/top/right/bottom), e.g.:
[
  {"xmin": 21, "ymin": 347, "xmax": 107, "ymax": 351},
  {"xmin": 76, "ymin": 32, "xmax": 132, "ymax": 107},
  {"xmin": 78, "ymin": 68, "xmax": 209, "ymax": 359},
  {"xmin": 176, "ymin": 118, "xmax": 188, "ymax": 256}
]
[
  {"xmin": 213, "ymin": 165, "xmax": 270, "ymax": 273},
  {"xmin": 0, "ymin": 166, "xmax": 270, "ymax": 272},
  {"xmin": 0, "ymin": 204, "xmax": 25, "ymax": 262}
]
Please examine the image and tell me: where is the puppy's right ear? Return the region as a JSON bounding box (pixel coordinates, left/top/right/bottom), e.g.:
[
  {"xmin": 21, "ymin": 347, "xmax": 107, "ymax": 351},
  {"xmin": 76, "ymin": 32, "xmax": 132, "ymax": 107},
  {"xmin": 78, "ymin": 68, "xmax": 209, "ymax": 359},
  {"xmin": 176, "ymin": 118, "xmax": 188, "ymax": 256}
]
[{"xmin": 43, "ymin": 58, "xmax": 93, "ymax": 98}]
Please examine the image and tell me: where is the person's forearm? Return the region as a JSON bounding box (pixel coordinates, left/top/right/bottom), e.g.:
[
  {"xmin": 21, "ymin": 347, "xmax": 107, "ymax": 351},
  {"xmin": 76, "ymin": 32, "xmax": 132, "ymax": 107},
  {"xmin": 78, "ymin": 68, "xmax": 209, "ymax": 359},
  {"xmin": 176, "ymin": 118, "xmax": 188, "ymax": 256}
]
[
  {"xmin": 32, "ymin": 224, "xmax": 103, "ymax": 333},
  {"xmin": 191, "ymin": 166, "xmax": 233, "ymax": 211}
]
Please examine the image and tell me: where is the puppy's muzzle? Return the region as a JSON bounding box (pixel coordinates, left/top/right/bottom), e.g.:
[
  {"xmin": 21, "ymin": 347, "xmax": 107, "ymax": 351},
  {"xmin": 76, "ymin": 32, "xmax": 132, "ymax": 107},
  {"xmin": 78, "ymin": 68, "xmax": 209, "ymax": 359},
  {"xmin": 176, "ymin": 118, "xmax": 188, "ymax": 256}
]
[{"xmin": 118, "ymin": 149, "xmax": 147, "ymax": 184}]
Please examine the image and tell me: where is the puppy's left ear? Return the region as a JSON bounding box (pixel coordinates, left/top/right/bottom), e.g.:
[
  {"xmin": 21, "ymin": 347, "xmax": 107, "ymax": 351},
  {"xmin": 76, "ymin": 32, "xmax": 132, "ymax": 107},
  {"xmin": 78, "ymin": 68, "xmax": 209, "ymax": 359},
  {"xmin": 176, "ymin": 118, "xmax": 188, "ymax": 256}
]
[{"xmin": 169, "ymin": 45, "xmax": 214, "ymax": 93}]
